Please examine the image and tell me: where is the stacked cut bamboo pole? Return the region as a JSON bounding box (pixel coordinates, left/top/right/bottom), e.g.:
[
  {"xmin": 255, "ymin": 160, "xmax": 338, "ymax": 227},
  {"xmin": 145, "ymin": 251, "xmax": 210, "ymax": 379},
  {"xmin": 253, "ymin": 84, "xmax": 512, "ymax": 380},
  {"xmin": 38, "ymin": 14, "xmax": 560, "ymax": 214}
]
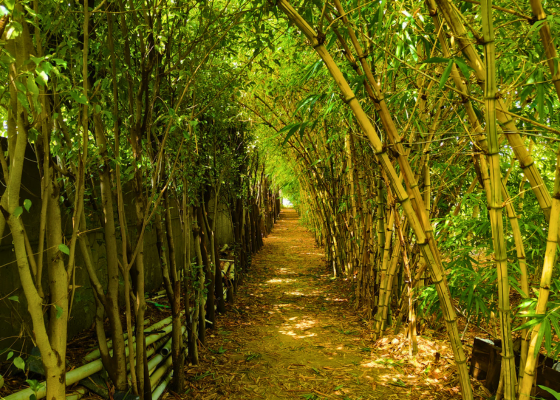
[{"xmin": 5, "ymin": 315, "xmax": 185, "ymax": 400}]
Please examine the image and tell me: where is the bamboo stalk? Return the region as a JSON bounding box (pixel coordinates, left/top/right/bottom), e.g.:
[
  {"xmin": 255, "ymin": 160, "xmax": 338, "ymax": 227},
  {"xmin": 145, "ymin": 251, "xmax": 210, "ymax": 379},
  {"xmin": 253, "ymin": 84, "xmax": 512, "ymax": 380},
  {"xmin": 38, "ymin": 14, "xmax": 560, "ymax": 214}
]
[
  {"xmin": 518, "ymin": 148, "xmax": 560, "ymax": 398},
  {"xmin": 480, "ymin": 2, "xmax": 516, "ymax": 397}
]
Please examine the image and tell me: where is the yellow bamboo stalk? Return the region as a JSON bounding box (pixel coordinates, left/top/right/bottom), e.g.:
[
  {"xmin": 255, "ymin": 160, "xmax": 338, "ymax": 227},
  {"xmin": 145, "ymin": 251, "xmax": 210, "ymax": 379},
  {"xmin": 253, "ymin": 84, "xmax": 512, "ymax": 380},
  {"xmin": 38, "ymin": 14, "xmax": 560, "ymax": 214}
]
[
  {"xmin": 480, "ymin": 2, "xmax": 516, "ymax": 398},
  {"xmin": 518, "ymin": 148, "xmax": 560, "ymax": 399},
  {"xmin": 276, "ymin": 3, "xmax": 472, "ymax": 398}
]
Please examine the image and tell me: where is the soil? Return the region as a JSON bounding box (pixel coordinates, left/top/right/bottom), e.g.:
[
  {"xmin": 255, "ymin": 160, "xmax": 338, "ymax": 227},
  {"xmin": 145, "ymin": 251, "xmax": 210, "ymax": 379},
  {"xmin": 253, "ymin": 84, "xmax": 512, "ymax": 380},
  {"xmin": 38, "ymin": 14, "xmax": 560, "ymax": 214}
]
[{"xmin": 184, "ymin": 209, "xmax": 468, "ymax": 400}]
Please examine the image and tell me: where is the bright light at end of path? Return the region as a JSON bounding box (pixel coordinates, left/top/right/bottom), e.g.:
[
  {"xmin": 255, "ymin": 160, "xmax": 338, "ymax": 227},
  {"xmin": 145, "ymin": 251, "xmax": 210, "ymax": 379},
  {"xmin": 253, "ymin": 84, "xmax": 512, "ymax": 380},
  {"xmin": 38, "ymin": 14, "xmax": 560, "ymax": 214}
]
[{"xmin": 282, "ymin": 198, "xmax": 293, "ymax": 207}]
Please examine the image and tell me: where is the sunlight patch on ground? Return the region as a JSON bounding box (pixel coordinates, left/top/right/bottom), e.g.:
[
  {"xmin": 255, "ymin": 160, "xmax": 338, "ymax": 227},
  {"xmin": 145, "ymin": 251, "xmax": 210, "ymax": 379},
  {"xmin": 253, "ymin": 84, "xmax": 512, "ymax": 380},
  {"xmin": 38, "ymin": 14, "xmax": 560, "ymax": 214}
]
[
  {"xmin": 325, "ymin": 297, "xmax": 348, "ymax": 302},
  {"xmin": 266, "ymin": 278, "xmax": 296, "ymax": 284},
  {"xmin": 276, "ymin": 268, "xmax": 296, "ymax": 275},
  {"xmin": 278, "ymin": 316, "xmax": 318, "ymax": 339}
]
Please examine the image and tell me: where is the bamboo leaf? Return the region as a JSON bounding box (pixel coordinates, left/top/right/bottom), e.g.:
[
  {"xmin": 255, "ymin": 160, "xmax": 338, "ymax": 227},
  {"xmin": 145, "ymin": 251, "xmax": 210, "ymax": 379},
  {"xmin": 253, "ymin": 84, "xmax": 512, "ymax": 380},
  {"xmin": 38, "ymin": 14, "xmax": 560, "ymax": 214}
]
[
  {"xmin": 538, "ymin": 386, "xmax": 560, "ymax": 400},
  {"xmin": 8, "ymin": 296, "xmax": 18, "ymax": 302},
  {"xmin": 439, "ymin": 60, "xmax": 454, "ymax": 90},
  {"xmin": 377, "ymin": 0, "xmax": 387, "ymax": 25},
  {"xmin": 513, "ymin": 316, "xmax": 542, "ymax": 332},
  {"xmin": 537, "ymin": 83, "xmax": 545, "ymax": 122},
  {"xmin": 453, "ymin": 57, "xmax": 473, "ymax": 79},
  {"xmin": 282, "ymin": 123, "xmax": 301, "ymax": 146},
  {"xmin": 534, "ymin": 318, "xmax": 548, "ymax": 358},
  {"xmin": 23, "ymin": 199, "xmax": 32, "ymax": 213}
]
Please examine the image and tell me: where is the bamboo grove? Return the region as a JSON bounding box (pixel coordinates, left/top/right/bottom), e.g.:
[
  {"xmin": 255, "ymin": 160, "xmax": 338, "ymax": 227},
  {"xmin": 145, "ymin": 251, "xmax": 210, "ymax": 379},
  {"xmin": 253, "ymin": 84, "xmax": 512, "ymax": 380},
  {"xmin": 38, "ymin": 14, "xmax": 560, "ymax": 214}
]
[
  {"xmin": 2, "ymin": 0, "xmax": 560, "ymax": 399},
  {"xmin": 0, "ymin": 0, "xmax": 283, "ymax": 399},
  {"xmin": 242, "ymin": 1, "xmax": 560, "ymax": 399}
]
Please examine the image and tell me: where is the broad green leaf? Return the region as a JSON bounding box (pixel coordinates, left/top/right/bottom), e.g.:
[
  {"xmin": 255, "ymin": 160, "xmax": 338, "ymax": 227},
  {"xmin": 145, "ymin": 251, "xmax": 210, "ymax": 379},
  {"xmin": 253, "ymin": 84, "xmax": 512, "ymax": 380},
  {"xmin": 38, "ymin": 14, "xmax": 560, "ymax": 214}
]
[
  {"xmin": 6, "ymin": 21, "xmax": 22, "ymax": 39},
  {"xmin": 54, "ymin": 305, "xmax": 63, "ymax": 319},
  {"xmin": 16, "ymin": 92, "xmax": 30, "ymax": 113},
  {"xmin": 15, "ymin": 81, "xmax": 26, "ymax": 93},
  {"xmin": 4, "ymin": 0, "xmax": 15, "ymax": 11},
  {"xmin": 7, "ymin": 351, "xmax": 13, "ymax": 360},
  {"xmin": 13, "ymin": 356, "xmax": 25, "ymax": 370},
  {"xmin": 58, "ymin": 244, "xmax": 70, "ymax": 255},
  {"xmin": 23, "ymin": 199, "xmax": 32, "ymax": 212},
  {"xmin": 13, "ymin": 206, "xmax": 23, "ymax": 218},
  {"xmin": 69, "ymin": 90, "xmax": 87, "ymax": 105}
]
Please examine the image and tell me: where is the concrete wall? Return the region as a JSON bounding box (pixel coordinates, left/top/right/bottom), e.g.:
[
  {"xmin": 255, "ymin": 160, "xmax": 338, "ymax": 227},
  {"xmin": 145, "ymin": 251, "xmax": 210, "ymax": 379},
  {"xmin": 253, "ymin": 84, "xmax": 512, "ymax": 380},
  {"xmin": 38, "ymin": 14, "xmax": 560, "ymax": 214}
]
[{"xmin": 0, "ymin": 144, "xmax": 234, "ymax": 353}]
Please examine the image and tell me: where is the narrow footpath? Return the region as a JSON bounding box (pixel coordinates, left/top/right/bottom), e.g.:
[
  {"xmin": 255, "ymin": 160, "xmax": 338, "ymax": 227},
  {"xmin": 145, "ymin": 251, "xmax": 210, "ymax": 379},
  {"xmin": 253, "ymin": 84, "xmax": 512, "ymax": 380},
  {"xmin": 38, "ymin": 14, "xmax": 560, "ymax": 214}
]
[{"xmin": 188, "ymin": 209, "xmax": 463, "ymax": 400}]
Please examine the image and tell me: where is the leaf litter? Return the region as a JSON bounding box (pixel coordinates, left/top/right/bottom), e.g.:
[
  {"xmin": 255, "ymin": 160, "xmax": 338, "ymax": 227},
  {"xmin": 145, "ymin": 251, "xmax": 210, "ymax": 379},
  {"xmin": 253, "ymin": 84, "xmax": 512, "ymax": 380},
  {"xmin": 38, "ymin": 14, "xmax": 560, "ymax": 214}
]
[{"xmin": 183, "ymin": 209, "xmax": 488, "ymax": 400}]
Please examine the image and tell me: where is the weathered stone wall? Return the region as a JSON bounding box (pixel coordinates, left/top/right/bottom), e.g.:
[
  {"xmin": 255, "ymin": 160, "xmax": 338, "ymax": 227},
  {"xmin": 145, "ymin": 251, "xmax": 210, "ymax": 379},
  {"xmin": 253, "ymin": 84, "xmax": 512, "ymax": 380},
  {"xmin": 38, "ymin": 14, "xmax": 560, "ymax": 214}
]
[{"xmin": 0, "ymin": 144, "xmax": 233, "ymax": 352}]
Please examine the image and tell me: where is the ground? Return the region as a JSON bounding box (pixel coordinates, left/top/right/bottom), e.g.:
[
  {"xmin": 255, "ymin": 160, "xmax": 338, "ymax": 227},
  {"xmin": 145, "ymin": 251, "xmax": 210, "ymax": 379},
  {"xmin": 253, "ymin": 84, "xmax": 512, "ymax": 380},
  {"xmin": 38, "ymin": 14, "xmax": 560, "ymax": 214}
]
[
  {"xmin": 1, "ymin": 209, "xmax": 491, "ymax": 400},
  {"xmin": 183, "ymin": 209, "xmax": 474, "ymax": 400}
]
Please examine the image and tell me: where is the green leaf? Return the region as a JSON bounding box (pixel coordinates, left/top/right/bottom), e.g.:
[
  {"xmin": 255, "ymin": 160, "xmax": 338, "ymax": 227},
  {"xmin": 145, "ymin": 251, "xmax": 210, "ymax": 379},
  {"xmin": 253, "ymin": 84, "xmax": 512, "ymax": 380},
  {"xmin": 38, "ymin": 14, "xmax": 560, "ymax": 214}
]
[
  {"xmin": 534, "ymin": 318, "xmax": 548, "ymax": 358},
  {"xmin": 69, "ymin": 90, "xmax": 87, "ymax": 105},
  {"xmin": 54, "ymin": 305, "xmax": 63, "ymax": 319},
  {"xmin": 58, "ymin": 243, "xmax": 70, "ymax": 255},
  {"xmin": 13, "ymin": 206, "xmax": 23, "ymax": 218},
  {"xmin": 15, "ymin": 81, "xmax": 26, "ymax": 93},
  {"xmin": 13, "ymin": 356, "xmax": 25, "ymax": 370},
  {"xmin": 282, "ymin": 123, "xmax": 301, "ymax": 146},
  {"xmin": 6, "ymin": 21, "xmax": 22, "ymax": 39},
  {"xmin": 16, "ymin": 92, "xmax": 30, "ymax": 113},
  {"xmin": 539, "ymin": 385, "xmax": 560, "ymax": 400},
  {"xmin": 377, "ymin": 0, "xmax": 387, "ymax": 25},
  {"xmin": 453, "ymin": 57, "xmax": 473, "ymax": 79},
  {"xmin": 27, "ymin": 75, "xmax": 39, "ymax": 98},
  {"xmin": 7, "ymin": 351, "xmax": 13, "ymax": 360},
  {"xmin": 23, "ymin": 199, "xmax": 32, "ymax": 212},
  {"xmin": 537, "ymin": 82, "xmax": 545, "ymax": 122},
  {"xmin": 26, "ymin": 379, "xmax": 43, "ymax": 393},
  {"xmin": 439, "ymin": 60, "xmax": 454, "ymax": 90},
  {"xmin": 8, "ymin": 295, "xmax": 18, "ymax": 302},
  {"xmin": 4, "ymin": 0, "xmax": 15, "ymax": 11}
]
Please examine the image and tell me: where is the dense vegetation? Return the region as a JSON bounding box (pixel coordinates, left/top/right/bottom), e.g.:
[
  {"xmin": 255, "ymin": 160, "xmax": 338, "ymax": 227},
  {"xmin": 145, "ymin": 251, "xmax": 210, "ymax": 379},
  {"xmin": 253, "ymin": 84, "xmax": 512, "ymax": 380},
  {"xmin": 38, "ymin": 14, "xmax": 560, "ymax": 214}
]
[{"xmin": 1, "ymin": 0, "xmax": 560, "ymax": 399}]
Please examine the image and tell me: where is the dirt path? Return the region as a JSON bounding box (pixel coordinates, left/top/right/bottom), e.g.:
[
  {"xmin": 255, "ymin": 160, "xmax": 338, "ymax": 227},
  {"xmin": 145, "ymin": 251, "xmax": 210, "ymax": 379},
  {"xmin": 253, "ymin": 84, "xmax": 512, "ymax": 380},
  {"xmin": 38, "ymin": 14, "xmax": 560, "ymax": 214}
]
[{"xmin": 187, "ymin": 209, "xmax": 462, "ymax": 400}]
